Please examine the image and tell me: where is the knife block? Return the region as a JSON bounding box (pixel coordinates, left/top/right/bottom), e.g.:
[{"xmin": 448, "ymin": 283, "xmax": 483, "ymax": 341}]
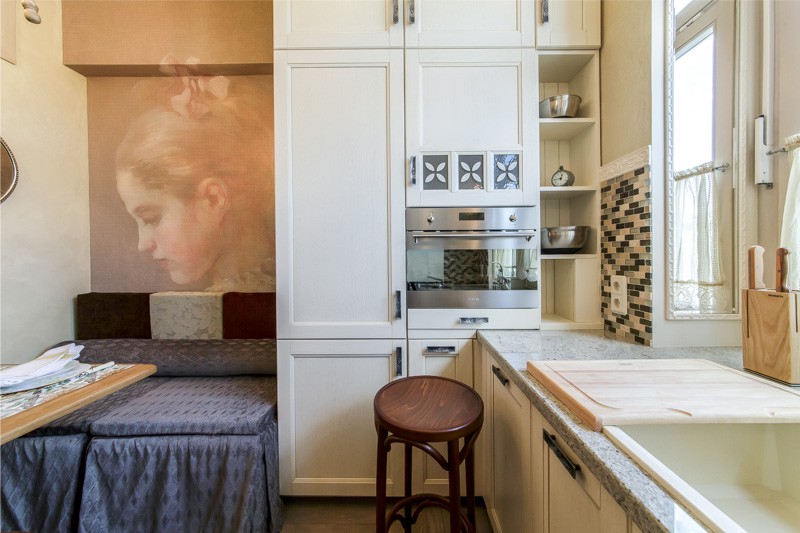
[{"xmin": 741, "ymin": 289, "xmax": 800, "ymax": 386}]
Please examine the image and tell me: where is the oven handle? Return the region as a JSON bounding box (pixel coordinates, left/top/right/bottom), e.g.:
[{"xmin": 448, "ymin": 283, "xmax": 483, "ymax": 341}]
[{"xmin": 410, "ymin": 231, "xmax": 537, "ymax": 244}]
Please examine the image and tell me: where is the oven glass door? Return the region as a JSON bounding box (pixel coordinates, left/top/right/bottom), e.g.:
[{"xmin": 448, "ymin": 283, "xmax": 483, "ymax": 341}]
[{"xmin": 406, "ymin": 231, "xmax": 539, "ymax": 309}]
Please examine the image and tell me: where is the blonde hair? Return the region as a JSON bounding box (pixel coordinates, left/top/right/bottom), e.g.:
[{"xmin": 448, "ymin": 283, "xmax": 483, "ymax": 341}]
[{"xmin": 116, "ymin": 77, "xmax": 273, "ymax": 215}]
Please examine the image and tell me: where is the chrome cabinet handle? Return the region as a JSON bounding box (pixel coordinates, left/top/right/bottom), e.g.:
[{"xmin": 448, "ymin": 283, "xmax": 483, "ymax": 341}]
[
  {"xmin": 408, "ymin": 0, "xmax": 415, "ymax": 24},
  {"xmin": 544, "ymin": 430, "xmax": 581, "ymax": 479},
  {"xmin": 409, "ymin": 156, "xmax": 416, "ymax": 185},
  {"xmin": 491, "ymin": 365, "xmax": 509, "ymax": 386},
  {"xmin": 395, "ymin": 347, "xmax": 403, "ymax": 377},
  {"xmin": 394, "ymin": 290, "xmax": 402, "ymax": 320},
  {"xmin": 424, "ymin": 346, "xmax": 457, "ymax": 355},
  {"xmin": 412, "ymin": 231, "xmax": 537, "ymax": 242},
  {"xmin": 392, "ymin": 0, "xmax": 399, "ymax": 24},
  {"xmin": 459, "ymin": 317, "xmax": 489, "ymax": 324},
  {"xmin": 542, "ymin": 0, "xmax": 549, "ymax": 23}
]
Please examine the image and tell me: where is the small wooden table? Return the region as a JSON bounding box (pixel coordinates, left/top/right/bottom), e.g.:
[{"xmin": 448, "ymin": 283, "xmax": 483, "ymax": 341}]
[{"xmin": 0, "ymin": 363, "xmax": 156, "ymax": 445}]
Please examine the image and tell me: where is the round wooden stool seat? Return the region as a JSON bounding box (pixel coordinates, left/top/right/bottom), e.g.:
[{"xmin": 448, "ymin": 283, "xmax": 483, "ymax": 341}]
[{"xmin": 374, "ymin": 376, "xmax": 484, "ymax": 533}]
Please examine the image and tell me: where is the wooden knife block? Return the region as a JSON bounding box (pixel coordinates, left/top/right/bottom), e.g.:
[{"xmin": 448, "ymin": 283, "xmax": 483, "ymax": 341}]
[{"xmin": 741, "ymin": 289, "xmax": 800, "ymax": 386}]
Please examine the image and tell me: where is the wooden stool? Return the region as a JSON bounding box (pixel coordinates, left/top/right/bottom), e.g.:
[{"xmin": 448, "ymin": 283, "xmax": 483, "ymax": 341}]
[{"xmin": 374, "ymin": 376, "xmax": 484, "ymax": 532}]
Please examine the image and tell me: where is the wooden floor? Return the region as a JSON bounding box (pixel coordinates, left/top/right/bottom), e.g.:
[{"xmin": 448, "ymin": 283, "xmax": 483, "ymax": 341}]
[{"xmin": 282, "ymin": 497, "xmax": 494, "ymax": 532}]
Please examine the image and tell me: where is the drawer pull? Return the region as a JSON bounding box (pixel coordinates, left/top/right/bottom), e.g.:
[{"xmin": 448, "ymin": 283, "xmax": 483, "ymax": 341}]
[
  {"xmin": 491, "ymin": 365, "xmax": 509, "ymax": 386},
  {"xmin": 459, "ymin": 317, "xmax": 489, "ymax": 324},
  {"xmin": 425, "ymin": 346, "xmax": 457, "ymax": 355},
  {"xmin": 543, "ymin": 430, "xmax": 581, "ymax": 479},
  {"xmin": 395, "ymin": 347, "xmax": 403, "ymax": 377}
]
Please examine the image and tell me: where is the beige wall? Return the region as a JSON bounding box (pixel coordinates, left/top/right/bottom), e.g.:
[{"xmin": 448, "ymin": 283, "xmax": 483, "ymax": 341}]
[
  {"xmin": 600, "ymin": 0, "xmax": 652, "ymax": 165},
  {"xmin": 1, "ymin": 0, "xmax": 90, "ymax": 362},
  {"xmin": 758, "ymin": 0, "xmax": 800, "ymax": 283}
]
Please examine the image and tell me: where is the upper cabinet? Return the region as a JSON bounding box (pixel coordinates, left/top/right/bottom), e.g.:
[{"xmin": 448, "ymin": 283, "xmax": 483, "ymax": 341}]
[
  {"xmin": 535, "ymin": 0, "xmax": 601, "ymax": 49},
  {"xmin": 405, "ymin": 48, "xmax": 539, "ymax": 207},
  {"xmin": 274, "ymin": 0, "xmax": 535, "ymax": 49}
]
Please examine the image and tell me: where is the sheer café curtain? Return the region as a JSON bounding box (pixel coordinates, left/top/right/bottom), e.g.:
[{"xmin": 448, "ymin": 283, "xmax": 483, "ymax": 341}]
[
  {"xmin": 672, "ymin": 161, "xmax": 729, "ymax": 313},
  {"xmin": 780, "ymin": 134, "xmax": 800, "ymax": 291}
]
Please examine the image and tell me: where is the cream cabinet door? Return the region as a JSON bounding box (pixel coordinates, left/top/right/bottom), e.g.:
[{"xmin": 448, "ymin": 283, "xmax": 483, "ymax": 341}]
[
  {"xmin": 404, "ymin": 0, "xmax": 535, "ymax": 48},
  {"xmin": 408, "ymin": 339, "xmax": 474, "ymax": 494},
  {"xmin": 487, "ymin": 353, "xmax": 533, "ymax": 533},
  {"xmin": 405, "ymin": 48, "xmax": 538, "ymax": 207},
  {"xmin": 275, "ymin": 49, "xmax": 406, "ymax": 340},
  {"xmin": 273, "ymin": 0, "xmax": 404, "ymax": 49},
  {"xmin": 278, "ymin": 339, "xmax": 406, "ymax": 496},
  {"xmin": 535, "ymin": 0, "xmax": 601, "ymax": 49}
]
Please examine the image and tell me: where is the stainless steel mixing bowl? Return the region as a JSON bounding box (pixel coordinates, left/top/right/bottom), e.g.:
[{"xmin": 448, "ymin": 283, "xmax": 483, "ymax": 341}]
[
  {"xmin": 541, "ymin": 226, "xmax": 590, "ymax": 254},
  {"xmin": 539, "ymin": 94, "xmax": 582, "ymax": 118}
]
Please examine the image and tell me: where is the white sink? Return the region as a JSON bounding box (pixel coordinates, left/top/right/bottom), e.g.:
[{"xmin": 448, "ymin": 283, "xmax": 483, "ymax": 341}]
[{"xmin": 604, "ymin": 423, "xmax": 800, "ymax": 533}]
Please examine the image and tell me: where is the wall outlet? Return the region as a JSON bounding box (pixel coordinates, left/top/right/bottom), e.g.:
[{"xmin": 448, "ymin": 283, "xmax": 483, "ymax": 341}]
[{"xmin": 610, "ymin": 275, "xmax": 628, "ymax": 315}]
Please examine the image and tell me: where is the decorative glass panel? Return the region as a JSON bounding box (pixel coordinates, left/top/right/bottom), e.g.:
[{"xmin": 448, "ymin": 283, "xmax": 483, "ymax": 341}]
[
  {"xmin": 422, "ymin": 154, "xmax": 448, "ymax": 190},
  {"xmin": 493, "ymin": 153, "xmax": 520, "ymax": 190},
  {"xmin": 458, "ymin": 154, "xmax": 484, "ymax": 190}
]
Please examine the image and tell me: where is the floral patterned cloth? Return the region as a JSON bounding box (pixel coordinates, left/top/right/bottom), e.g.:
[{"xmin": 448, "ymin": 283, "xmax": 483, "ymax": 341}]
[{"xmin": 149, "ymin": 292, "xmax": 224, "ymax": 339}]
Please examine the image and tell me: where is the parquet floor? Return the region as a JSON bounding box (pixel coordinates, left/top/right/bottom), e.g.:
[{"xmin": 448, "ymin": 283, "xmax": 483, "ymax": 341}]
[{"xmin": 282, "ymin": 497, "xmax": 494, "ymax": 532}]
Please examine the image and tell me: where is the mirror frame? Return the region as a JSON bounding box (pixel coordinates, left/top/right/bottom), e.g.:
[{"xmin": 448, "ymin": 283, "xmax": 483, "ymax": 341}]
[
  {"xmin": 1, "ymin": 137, "xmax": 19, "ymax": 203},
  {"xmin": 665, "ymin": 0, "xmax": 747, "ymax": 321}
]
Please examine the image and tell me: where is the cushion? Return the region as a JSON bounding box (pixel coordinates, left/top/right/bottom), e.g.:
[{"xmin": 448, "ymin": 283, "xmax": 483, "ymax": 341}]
[
  {"xmin": 223, "ymin": 292, "xmax": 277, "ymax": 339},
  {"xmin": 150, "ymin": 292, "xmax": 223, "ymax": 339},
  {"xmin": 76, "ymin": 292, "xmax": 151, "ymax": 339}
]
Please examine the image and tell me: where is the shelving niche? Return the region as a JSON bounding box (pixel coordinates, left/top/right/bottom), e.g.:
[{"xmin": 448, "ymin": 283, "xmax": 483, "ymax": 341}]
[{"xmin": 538, "ymin": 50, "xmax": 602, "ymax": 330}]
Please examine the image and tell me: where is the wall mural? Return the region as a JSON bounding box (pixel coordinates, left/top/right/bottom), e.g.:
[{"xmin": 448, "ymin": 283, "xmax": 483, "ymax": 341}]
[{"xmin": 90, "ymin": 58, "xmax": 274, "ymax": 292}]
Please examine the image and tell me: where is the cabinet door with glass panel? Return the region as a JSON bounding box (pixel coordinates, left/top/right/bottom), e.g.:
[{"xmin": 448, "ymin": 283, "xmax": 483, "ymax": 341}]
[{"xmin": 668, "ymin": 0, "xmax": 736, "ymax": 317}]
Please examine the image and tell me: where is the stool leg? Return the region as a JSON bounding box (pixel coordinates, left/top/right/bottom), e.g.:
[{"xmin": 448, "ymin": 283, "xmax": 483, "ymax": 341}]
[
  {"xmin": 376, "ymin": 426, "xmax": 388, "ymax": 533},
  {"xmin": 404, "ymin": 443, "xmax": 412, "ymax": 533},
  {"xmin": 465, "ymin": 434, "xmax": 476, "ymax": 532},
  {"xmin": 447, "ymin": 439, "xmax": 461, "ymax": 533}
]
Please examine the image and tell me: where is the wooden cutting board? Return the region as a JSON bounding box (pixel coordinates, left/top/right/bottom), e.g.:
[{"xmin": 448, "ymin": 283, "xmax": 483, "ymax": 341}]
[{"xmin": 527, "ymin": 359, "xmax": 800, "ymax": 431}]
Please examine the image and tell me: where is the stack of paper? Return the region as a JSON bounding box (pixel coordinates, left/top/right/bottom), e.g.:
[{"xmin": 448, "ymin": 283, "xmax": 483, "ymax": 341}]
[{"xmin": 1, "ymin": 344, "xmax": 90, "ymax": 394}]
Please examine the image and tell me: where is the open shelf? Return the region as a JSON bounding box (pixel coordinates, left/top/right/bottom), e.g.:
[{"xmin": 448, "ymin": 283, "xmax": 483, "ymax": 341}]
[
  {"xmin": 541, "ymin": 313, "xmax": 604, "ymax": 331},
  {"xmin": 539, "ymin": 118, "xmax": 596, "ymax": 141},
  {"xmin": 540, "ymin": 185, "xmax": 597, "ymax": 199},
  {"xmin": 538, "ymin": 51, "xmax": 595, "ymax": 83}
]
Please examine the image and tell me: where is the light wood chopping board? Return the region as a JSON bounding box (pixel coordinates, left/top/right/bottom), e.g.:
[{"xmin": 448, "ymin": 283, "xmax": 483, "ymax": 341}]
[{"xmin": 527, "ymin": 359, "xmax": 800, "ymax": 431}]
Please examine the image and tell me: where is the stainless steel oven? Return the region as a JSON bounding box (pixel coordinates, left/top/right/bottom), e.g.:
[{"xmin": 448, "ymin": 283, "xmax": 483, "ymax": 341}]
[{"xmin": 406, "ymin": 207, "xmax": 539, "ymax": 311}]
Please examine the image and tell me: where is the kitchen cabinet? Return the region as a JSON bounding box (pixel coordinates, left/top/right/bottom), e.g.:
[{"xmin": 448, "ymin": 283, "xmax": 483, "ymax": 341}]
[
  {"xmin": 541, "ymin": 418, "xmax": 627, "ymax": 532},
  {"xmin": 485, "ymin": 349, "xmax": 533, "ymax": 533},
  {"xmin": 535, "ymin": 0, "xmax": 601, "ymax": 49},
  {"xmin": 274, "ymin": 48, "xmax": 406, "ymax": 340},
  {"xmin": 537, "ymin": 50, "xmax": 602, "ymax": 329},
  {"xmin": 408, "ymin": 338, "xmax": 474, "ymax": 494},
  {"xmin": 277, "ymin": 339, "xmax": 406, "ymax": 496},
  {"xmin": 405, "ymin": 48, "xmax": 539, "ymax": 207},
  {"xmin": 273, "ymin": 0, "xmax": 535, "ymax": 50}
]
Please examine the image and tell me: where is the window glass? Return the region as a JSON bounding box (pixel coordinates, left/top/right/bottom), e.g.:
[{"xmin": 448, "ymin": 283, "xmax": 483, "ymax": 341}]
[{"xmin": 673, "ymin": 31, "xmax": 715, "ymax": 171}]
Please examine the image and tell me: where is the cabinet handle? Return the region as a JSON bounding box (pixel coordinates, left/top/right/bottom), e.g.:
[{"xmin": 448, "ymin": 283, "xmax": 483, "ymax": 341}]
[
  {"xmin": 409, "ymin": 156, "xmax": 417, "ymax": 185},
  {"xmin": 491, "ymin": 365, "xmax": 509, "ymax": 386},
  {"xmin": 394, "ymin": 290, "xmax": 402, "ymax": 320},
  {"xmin": 543, "ymin": 430, "xmax": 581, "ymax": 479},
  {"xmin": 459, "ymin": 317, "xmax": 489, "ymax": 324},
  {"xmin": 395, "ymin": 347, "xmax": 403, "ymax": 377},
  {"xmin": 392, "ymin": 0, "xmax": 399, "ymax": 24},
  {"xmin": 542, "ymin": 0, "xmax": 549, "ymax": 23},
  {"xmin": 408, "ymin": 0, "xmax": 415, "ymax": 24},
  {"xmin": 424, "ymin": 346, "xmax": 457, "ymax": 355}
]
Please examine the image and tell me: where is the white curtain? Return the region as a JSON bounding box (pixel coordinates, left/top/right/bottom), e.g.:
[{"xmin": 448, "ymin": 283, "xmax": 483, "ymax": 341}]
[
  {"xmin": 780, "ymin": 135, "xmax": 800, "ymax": 291},
  {"xmin": 672, "ymin": 161, "xmax": 729, "ymax": 313}
]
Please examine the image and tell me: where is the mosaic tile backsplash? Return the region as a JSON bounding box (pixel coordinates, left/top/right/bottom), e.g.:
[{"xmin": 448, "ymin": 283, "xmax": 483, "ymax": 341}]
[{"xmin": 600, "ymin": 166, "xmax": 653, "ymax": 345}]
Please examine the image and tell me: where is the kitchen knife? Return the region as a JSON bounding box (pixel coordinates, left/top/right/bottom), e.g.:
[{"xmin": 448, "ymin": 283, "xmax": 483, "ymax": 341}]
[
  {"xmin": 748, "ymin": 245, "xmax": 766, "ymax": 289},
  {"xmin": 777, "ymin": 247, "xmax": 790, "ymax": 292}
]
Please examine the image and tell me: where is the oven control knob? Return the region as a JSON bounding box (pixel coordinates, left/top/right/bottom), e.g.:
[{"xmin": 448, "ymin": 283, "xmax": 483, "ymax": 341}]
[
  {"xmin": 427, "ymin": 213, "xmax": 435, "ymax": 224},
  {"xmin": 509, "ymin": 213, "xmax": 517, "ymax": 222}
]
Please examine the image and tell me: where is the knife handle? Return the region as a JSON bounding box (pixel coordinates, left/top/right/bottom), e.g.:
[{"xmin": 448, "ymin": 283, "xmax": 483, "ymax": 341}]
[
  {"xmin": 748, "ymin": 245, "xmax": 766, "ymax": 289},
  {"xmin": 777, "ymin": 247, "xmax": 791, "ymax": 292}
]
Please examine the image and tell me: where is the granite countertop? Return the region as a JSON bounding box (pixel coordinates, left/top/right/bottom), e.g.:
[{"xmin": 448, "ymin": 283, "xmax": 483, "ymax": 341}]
[{"xmin": 477, "ymin": 329, "xmax": 744, "ymax": 533}]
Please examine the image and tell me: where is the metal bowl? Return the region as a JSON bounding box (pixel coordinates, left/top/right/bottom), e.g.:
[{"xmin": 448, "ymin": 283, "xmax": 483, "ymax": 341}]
[
  {"xmin": 539, "ymin": 94, "xmax": 582, "ymax": 118},
  {"xmin": 541, "ymin": 226, "xmax": 590, "ymax": 254}
]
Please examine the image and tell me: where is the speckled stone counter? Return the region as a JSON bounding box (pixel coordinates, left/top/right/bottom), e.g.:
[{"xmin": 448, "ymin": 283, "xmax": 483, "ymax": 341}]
[{"xmin": 477, "ymin": 329, "xmax": 743, "ymax": 533}]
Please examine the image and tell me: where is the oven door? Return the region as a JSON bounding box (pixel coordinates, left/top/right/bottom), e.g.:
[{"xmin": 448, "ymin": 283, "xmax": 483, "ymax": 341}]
[{"xmin": 406, "ymin": 230, "xmax": 539, "ymax": 309}]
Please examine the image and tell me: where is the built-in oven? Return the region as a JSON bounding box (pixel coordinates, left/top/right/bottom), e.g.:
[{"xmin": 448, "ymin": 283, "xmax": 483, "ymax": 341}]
[{"xmin": 406, "ymin": 207, "xmax": 540, "ymax": 329}]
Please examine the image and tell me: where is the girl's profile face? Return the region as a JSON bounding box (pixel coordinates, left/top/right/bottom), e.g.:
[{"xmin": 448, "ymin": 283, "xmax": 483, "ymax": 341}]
[{"xmin": 117, "ymin": 171, "xmax": 223, "ymax": 284}]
